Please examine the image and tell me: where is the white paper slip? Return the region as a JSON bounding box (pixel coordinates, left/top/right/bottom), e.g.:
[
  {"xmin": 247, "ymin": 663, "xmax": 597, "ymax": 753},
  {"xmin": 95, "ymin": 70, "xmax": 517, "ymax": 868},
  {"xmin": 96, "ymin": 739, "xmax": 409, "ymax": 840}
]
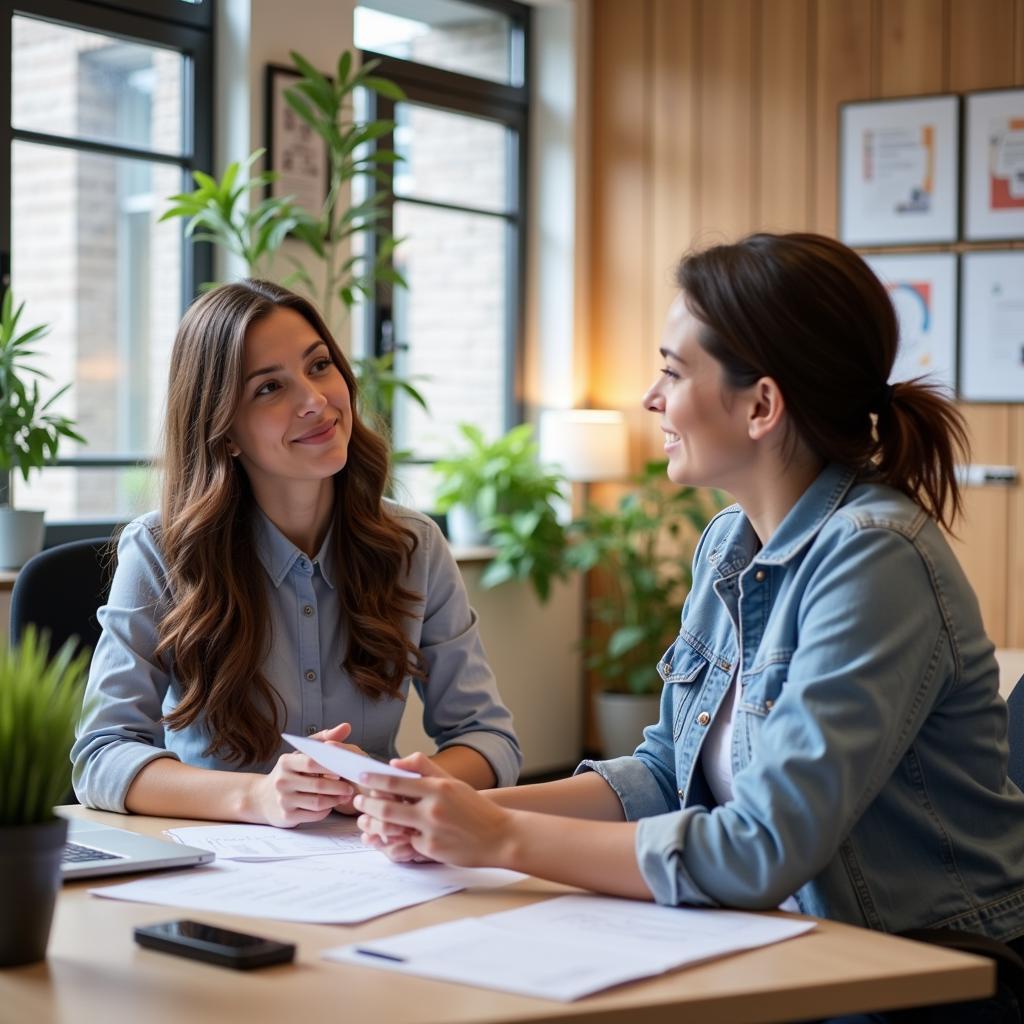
[
  {"xmin": 325, "ymin": 894, "xmax": 816, "ymax": 1001},
  {"xmin": 90, "ymin": 850, "xmax": 524, "ymax": 924},
  {"xmin": 165, "ymin": 818, "xmax": 366, "ymax": 861},
  {"xmin": 282, "ymin": 733, "xmax": 420, "ymax": 783}
]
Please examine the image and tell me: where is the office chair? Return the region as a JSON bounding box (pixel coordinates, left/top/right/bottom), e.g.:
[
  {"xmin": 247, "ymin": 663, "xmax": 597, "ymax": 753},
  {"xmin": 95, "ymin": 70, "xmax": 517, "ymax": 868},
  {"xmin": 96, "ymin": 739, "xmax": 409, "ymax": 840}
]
[
  {"xmin": 9, "ymin": 537, "xmax": 113, "ymax": 662},
  {"xmin": 1007, "ymin": 673, "xmax": 1024, "ymax": 792}
]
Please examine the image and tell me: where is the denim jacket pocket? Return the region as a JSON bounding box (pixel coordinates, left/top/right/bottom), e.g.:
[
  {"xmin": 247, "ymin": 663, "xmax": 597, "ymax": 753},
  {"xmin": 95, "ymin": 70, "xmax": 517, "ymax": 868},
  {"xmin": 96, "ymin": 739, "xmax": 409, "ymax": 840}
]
[
  {"xmin": 658, "ymin": 636, "xmax": 711, "ymax": 740},
  {"xmin": 738, "ymin": 659, "xmax": 791, "ymax": 717}
]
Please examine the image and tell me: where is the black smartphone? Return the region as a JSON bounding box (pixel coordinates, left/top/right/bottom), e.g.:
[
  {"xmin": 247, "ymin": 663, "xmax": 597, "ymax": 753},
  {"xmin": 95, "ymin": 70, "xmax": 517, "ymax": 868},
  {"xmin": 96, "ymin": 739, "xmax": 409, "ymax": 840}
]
[{"xmin": 134, "ymin": 919, "xmax": 296, "ymax": 970}]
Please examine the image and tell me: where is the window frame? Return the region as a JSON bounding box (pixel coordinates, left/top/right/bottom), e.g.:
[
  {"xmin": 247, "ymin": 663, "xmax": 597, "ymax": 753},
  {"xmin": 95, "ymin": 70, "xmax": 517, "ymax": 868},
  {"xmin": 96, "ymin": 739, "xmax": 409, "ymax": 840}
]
[
  {"xmin": 0, "ymin": 0, "xmax": 213, "ymax": 542},
  {"xmin": 358, "ymin": 0, "xmax": 530, "ymax": 464}
]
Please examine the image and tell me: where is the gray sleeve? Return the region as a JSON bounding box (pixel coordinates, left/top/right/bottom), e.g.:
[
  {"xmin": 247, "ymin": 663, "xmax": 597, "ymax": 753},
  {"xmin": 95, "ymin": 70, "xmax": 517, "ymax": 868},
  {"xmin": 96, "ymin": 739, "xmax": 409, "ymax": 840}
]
[
  {"xmin": 411, "ymin": 518, "xmax": 523, "ymax": 787},
  {"xmin": 71, "ymin": 519, "xmax": 181, "ymax": 812}
]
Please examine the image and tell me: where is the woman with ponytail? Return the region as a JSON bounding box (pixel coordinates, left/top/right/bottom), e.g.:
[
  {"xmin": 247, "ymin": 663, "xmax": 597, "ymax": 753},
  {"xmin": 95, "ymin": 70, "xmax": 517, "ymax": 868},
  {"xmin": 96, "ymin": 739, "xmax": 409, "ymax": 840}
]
[
  {"xmin": 72, "ymin": 280, "xmax": 520, "ymax": 825},
  {"xmin": 356, "ymin": 234, "xmax": 1024, "ymax": 1014}
]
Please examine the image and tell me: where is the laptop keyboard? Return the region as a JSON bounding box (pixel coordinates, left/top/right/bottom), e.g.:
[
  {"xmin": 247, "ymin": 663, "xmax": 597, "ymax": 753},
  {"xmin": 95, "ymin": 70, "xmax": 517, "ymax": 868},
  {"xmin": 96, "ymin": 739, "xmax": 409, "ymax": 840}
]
[{"xmin": 62, "ymin": 841, "xmax": 126, "ymax": 863}]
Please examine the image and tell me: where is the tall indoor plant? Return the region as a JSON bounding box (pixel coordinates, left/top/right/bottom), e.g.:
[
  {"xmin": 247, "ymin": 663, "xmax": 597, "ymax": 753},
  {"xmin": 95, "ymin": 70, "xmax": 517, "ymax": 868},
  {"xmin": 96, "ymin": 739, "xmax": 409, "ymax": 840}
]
[
  {"xmin": 566, "ymin": 461, "xmax": 724, "ymax": 756},
  {"xmin": 433, "ymin": 423, "xmax": 569, "ymax": 603},
  {"xmin": 161, "ymin": 49, "xmax": 425, "ymax": 430},
  {"xmin": 0, "ymin": 627, "xmax": 90, "ymax": 965},
  {"xmin": 0, "ymin": 290, "xmax": 85, "ymax": 569}
]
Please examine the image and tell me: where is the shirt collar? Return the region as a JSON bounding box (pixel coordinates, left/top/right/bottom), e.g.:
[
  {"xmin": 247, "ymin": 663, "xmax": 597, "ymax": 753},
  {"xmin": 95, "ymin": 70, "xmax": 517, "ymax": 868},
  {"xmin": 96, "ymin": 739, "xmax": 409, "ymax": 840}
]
[
  {"xmin": 706, "ymin": 463, "xmax": 857, "ymax": 577},
  {"xmin": 253, "ymin": 506, "xmax": 338, "ymax": 590}
]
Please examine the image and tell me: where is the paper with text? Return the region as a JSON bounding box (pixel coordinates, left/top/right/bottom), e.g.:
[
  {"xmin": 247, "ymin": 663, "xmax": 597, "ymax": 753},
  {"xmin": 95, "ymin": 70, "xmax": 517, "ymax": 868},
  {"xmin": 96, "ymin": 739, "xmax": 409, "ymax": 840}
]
[
  {"xmin": 91, "ymin": 851, "xmax": 523, "ymax": 924},
  {"xmin": 165, "ymin": 818, "xmax": 366, "ymax": 860},
  {"xmin": 282, "ymin": 733, "xmax": 420, "ymax": 783},
  {"xmin": 325, "ymin": 894, "xmax": 816, "ymax": 1001}
]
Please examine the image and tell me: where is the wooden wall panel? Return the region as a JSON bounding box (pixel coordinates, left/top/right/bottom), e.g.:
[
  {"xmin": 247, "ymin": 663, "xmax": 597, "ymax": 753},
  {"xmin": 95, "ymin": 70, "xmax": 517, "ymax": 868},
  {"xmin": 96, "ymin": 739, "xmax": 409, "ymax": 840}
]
[
  {"xmin": 589, "ymin": 0, "xmax": 650, "ymax": 423},
  {"xmin": 878, "ymin": 0, "xmax": 945, "ymax": 95},
  {"xmin": 948, "ymin": 0, "xmax": 1016, "ymax": 88},
  {"xmin": 757, "ymin": 0, "xmax": 813, "ymax": 231},
  {"xmin": 812, "ymin": 0, "xmax": 874, "ymax": 233},
  {"xmin": 695, "ymin": 0, "xmax": 756, "ymax": 240}
]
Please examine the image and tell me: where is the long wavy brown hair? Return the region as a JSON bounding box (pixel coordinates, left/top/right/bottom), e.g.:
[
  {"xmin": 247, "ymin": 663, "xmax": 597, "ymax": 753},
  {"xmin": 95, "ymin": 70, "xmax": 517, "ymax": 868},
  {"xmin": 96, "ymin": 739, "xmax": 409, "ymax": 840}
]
[{"xmin": 156, "ymin": 279, "xmax": 425, "ymax": 765}]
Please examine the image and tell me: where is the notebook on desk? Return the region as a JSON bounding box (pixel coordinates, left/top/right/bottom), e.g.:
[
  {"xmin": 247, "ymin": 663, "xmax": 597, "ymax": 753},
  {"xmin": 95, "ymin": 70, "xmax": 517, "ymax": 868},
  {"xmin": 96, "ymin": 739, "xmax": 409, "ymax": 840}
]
[{"xmin": 61, "ymin": 818, "xmax": 214, "ymax": 880}]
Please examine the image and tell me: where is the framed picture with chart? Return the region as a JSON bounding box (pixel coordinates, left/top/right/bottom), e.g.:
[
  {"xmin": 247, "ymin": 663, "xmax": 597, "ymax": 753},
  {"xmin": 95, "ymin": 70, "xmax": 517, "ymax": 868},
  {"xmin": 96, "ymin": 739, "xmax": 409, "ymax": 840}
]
[
  {"xmin": 265, "ymin": 64, "xmax": 329, "ymax": 213},
  {"xmin": 864, "ymin": 252, "xmax": 958, "ymax": 394},
  {"xmin": 839, "ymin": 95, "xmax": 960, "ymax": 246},
  {"xmin": 963, "ymin": 87, "xmax": 1024, "ymax": 241}
]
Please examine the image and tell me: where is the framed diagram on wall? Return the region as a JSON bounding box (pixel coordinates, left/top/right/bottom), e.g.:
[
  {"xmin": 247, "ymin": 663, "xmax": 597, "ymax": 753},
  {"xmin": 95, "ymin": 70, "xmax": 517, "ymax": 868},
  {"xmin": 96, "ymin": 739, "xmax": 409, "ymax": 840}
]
[
  {"xmin": 864, "ymin": 253, "xmax": 958, "ymax": 394},
  {"xmin": 963, "ymin": 87, "xmax": 1024, "ymax": 241},
  {"xmin": 265, "ymin": 64, "xmax": 329, "ymax": 213},
  {"xmin": 839, "ymin": 95, "xmax": 960, "ymax": 246},
  {"xmin": 959, "ymin": 251, "xmax": 1024, "ymax": 401}
]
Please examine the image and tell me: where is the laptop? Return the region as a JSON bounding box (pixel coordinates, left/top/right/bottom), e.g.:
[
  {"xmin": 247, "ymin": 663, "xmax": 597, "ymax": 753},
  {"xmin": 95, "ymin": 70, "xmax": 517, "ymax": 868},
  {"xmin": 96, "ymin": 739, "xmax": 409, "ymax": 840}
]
[{"xmin": 61, "ymin": 817, "xmax": 215, "ymax": 881}]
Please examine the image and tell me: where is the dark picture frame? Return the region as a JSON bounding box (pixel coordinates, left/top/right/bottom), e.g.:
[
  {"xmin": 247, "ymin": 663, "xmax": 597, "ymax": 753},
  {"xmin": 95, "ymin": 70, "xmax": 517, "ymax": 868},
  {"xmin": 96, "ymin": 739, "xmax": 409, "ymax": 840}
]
[
  {"xmin": 838, "ymin": 94, "xmax": 960, "ymax": 247},
  {"xmin": 963, "ymin": 87, "xmax": 1024, "ymax": 241},
  {"xmin": 264, "ymin": 63, "xmax": 329, "ymax": 212}
]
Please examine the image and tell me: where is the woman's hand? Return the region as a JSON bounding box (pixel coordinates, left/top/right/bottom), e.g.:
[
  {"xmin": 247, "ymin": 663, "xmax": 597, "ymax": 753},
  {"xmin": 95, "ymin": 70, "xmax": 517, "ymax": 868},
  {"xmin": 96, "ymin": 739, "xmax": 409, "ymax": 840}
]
[
  {"xmin": 251, "ymin": 722, "xmax": 364, "ymax": 826},
  {"xmin": 355, "ymin": 752, "xmax": 515, "ymax": 867}
]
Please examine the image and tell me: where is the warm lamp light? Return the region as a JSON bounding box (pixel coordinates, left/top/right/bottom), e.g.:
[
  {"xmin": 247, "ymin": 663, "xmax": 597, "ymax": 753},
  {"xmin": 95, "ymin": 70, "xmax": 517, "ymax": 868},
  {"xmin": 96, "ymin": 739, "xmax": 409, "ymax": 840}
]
[{"xmin": 538, "ymin": 409, "xmax": 629, "ymax": 482}]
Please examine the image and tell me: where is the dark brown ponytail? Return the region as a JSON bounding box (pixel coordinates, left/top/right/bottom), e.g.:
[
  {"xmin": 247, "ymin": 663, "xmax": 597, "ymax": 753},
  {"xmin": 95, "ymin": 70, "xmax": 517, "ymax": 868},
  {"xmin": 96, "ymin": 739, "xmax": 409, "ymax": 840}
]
[{"xmin": 676, "ymin": 232, "xmax": 968, "ymax": 530}]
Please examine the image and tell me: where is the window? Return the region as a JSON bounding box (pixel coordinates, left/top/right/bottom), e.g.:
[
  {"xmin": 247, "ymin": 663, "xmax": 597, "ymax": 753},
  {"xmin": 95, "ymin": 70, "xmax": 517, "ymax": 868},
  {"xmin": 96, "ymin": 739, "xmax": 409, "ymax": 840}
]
[
  {"xmin": 354, "ymin": 0, "xmax": 529, "ymax": 509},
  {"xmin": 0, "ymin": 0, "xmax": 212, "ymax": 531}
]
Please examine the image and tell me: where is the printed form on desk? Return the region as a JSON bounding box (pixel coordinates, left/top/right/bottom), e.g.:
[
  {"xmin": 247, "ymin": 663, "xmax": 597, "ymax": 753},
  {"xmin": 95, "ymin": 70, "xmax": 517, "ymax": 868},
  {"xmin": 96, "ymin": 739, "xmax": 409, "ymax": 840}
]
[
  {"xmin": 164, "ymin": 818, "xmax": 367, "ymax": 860},
  {"xmin": 324, "ymin": 894, "xmax": 816, "ymax": 1001},
  {"xmin": 90, "ymin": 852, "xmax": 524, "ymax": 924}
]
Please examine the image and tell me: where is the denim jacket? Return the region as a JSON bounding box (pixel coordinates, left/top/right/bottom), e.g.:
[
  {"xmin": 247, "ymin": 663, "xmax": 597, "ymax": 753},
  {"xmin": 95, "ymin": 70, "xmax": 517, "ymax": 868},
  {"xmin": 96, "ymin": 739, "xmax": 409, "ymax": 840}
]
[{"xmin": 580, "ymin": 463, "xmax": 1024, "ymax": 941}]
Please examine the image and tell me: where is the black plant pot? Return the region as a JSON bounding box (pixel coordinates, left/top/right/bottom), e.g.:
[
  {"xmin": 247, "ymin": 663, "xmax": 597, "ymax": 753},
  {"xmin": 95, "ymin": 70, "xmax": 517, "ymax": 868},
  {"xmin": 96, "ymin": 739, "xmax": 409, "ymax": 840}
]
[{"xmin": 0, "ymin": 816, "xmax": 67, "ymax": 966}]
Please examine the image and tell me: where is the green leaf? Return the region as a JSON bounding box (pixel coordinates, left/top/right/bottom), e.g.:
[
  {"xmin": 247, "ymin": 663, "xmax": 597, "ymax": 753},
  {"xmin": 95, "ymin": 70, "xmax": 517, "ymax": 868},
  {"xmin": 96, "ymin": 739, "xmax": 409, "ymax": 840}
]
[{"xmin": 362, "ymin": 75, "xmax": 406, "ymax": 100}]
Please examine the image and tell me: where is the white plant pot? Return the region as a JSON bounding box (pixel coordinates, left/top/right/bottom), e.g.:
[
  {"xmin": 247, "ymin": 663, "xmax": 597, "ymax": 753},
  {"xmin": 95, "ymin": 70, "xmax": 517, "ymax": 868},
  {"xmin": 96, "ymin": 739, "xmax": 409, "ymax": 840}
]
[
  {"xmin": 595, "ymin": 692, "xmax": 662, "ymax": 759},
  {"xmin": 445, "ymin": 504, "xmax": 489, "ymax": 547},
  {"xmin": 0, "ymin": 508, "xmax": 45, "ymax": 570}
]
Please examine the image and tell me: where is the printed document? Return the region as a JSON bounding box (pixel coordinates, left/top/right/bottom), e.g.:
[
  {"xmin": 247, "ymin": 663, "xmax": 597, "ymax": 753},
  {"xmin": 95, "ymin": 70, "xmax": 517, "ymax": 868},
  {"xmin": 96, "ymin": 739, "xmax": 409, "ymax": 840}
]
[
  {"xmin": 165, "ymin": 818, "xmax": 366, "ymax": 860},
  {"xmin": 325, "ymin": 894, "xmax": 816, "ymax": 1000},
  {"xmin": 91, "ymin": 851, "xmax": 523, "ymax": 924}
]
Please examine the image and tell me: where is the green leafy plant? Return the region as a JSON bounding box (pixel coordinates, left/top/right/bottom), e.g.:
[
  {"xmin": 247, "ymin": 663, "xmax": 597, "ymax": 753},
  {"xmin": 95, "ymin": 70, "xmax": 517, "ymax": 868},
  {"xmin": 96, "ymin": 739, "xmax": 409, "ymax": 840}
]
[
  {"xmin": 566, "ymin": 461, "xmax": 724, "ymax": 695},
  {"xmin": 0, "ymin": 627, "xmax": 90, "ymax": 825},
  {"xmin": 434, "ymin": 423, "xmax": 569, "ymax": 602},
  {"xmin": 161, "ymin": 49, "xmax": 424, "ymax": 429},
  {"xmin": 0, "ymin": 290, "xmax": 85, "ymax": 504}
]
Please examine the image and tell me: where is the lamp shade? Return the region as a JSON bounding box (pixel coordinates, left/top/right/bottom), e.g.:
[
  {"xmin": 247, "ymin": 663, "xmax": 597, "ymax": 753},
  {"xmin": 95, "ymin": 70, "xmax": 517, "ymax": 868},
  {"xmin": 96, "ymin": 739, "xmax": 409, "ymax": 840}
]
[{"xmin": 538, "ymin": 409, "xmax": 629, "ymax": 482}]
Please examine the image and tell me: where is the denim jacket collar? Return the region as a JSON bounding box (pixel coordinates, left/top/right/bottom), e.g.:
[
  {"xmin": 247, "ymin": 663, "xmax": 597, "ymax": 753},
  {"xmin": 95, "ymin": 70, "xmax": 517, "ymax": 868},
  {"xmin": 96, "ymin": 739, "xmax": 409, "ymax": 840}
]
[
  {"xmin": 707, "ymin": 464, "xmax": 858, "ymax": 579},
  {"xmin": 254, "ymin": 505, "xmax": 337, "ymax": 590}
]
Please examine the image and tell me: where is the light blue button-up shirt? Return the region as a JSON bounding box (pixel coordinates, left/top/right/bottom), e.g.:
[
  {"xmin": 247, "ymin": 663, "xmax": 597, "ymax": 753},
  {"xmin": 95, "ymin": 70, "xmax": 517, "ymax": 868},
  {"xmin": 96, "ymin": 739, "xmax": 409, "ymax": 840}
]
[
  {"xmin": 73, "ymin": 504, "xmax": 522, "ymax": 811},
  {"xmin": 580, "ymin": 464, "xmax": 1024, "ymax": 942}
]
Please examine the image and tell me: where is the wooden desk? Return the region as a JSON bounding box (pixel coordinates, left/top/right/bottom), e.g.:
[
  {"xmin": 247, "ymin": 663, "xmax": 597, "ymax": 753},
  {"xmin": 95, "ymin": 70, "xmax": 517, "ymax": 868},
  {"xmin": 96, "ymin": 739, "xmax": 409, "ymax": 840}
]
[{"xmin": 0, "ymin": 808, "xmax": 993, "ymax": 1024}]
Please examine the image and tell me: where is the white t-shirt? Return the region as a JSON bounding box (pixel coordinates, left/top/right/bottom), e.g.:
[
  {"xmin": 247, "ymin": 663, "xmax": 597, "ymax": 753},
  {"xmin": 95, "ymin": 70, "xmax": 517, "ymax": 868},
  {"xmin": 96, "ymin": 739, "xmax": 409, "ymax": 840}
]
[{"xmin": 700, "ymin": 673, "xmax": 800, "ymax": 914}]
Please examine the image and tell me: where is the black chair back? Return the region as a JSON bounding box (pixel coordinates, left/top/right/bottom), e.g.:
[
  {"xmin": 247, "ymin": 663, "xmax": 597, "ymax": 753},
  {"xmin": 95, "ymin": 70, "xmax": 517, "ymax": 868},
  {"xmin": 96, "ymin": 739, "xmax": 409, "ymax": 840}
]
[
  {"xmin": 9, "ymin": 537, "xmax": 112, "ymax": 662},
  {"xmin": 1007, "ymin": 673, "xmax": 1024, "ymax": 792}
]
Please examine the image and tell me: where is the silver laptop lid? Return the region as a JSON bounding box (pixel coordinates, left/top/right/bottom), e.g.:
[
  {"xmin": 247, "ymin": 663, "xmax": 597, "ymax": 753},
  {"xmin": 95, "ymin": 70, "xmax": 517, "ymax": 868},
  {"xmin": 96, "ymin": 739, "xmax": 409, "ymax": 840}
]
[{"xmin": 62, "ymin": 818, "xmax": 215, "ymax": 881}]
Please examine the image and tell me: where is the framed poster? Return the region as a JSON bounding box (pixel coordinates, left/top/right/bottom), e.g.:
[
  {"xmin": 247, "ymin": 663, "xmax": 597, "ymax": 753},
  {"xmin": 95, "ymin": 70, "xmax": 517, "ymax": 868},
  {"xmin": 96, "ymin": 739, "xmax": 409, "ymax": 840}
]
[
  {"xmin": 839, "ymin": 95, "xmax": 960, "ymax": 246},
  {"xmin": 959, "ymin": 251, "xmax": 1024, "ymax": 402},
  {"xmin": 963, "ymin": 87, "xmax": 1024, "ymax": 240},
  {"xmin": 864, "ymin": 253, "xmax": 958, "ymax": 394},
  {"xmin": 265, "ymin": 64, "xmax": 328, "ymax": 213}
]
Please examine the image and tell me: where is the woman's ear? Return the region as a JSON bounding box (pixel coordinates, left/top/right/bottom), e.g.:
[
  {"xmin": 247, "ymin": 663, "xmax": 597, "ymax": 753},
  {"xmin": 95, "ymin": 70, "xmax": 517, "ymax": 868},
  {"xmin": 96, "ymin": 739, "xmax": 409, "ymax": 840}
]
[
  {"xmin": 225, "ymin": 438, "xmax": 241, "ymax": 457},
  {"xmin": 747, "ymin": 377, "xmax": 786, "ymax": 441}
]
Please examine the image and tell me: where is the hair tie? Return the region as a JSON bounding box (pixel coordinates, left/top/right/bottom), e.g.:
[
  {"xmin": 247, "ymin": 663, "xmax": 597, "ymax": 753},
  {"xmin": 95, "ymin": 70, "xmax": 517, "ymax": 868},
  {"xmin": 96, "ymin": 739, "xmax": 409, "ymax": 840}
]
[{"xmin": 876, "ymin": 382, "xmax": 895, "ymax": 415}]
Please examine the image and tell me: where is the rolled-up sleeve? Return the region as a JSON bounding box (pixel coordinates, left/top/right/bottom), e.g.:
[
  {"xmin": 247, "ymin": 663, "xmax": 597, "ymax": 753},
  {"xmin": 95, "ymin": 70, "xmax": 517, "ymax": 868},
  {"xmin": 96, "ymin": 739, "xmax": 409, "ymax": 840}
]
[
  {"xmin": 412, "ymin": 518, "xmax": 522, "ymax": 787},
  {"xmin": 71, "ymin": 518, "xmax": 180, "ymax": 811}
]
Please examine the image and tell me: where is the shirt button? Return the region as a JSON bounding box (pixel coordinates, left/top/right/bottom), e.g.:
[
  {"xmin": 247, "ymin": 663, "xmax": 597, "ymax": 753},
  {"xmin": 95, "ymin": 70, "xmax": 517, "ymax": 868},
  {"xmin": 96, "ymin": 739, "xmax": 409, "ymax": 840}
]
[
  {"xmin": 305, "ymin": 670, "xmax": 317, "ymax": 682},
  {"xmin": 754, "ymin": 569, "xmax": 766, "ymax": 582},
  {"xmin": 697, "ymin": 711, "xmax": 711, "ymax": 726},
  {"xmin": 722, "ymin": 660, "xmax": 731, "ymax": 672},
  {"xmin": 677, "ymin": 788, "xmax": 684, "ymax": 798},
  {"xmin": 298, "ymin": 558, "xmax": 309, "ymax": 571},
  {"xmin": 765, "ymin": 699, "xmax": 775, "ymax": 710},
  {"xmin": 303, "ymin": 605, "xmax": 314, "ymax": 617}
]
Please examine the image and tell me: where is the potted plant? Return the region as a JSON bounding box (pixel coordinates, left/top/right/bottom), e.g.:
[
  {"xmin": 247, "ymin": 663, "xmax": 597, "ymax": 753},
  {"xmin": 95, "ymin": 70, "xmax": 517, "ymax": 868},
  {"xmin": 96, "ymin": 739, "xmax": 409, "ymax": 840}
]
[
  {"xmin": 433, "ymin": 423, "xmax": 569, "ymax": 603},
  {"xmin": 566, "ymin": 461, "xmax": 724, "ymax": 757},
  {"xmin": 0, "ymin": 290, "xmax": 85, "ymax": 569},
  {"xmin": 0, "ymin": 627, "xmax": 90, "ymax": 966}
]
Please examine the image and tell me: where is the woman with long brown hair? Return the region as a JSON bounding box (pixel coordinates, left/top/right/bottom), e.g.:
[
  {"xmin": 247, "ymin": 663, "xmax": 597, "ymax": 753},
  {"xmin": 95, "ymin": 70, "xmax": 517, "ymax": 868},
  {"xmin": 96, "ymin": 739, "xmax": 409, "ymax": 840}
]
[
  {"xmin": 72, "ymin": 279, "xmax": 520, "ymax": 825},
  {"xmin": 356, "ymin": 233, "xmax": 1024, "ymax": 1020}
]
